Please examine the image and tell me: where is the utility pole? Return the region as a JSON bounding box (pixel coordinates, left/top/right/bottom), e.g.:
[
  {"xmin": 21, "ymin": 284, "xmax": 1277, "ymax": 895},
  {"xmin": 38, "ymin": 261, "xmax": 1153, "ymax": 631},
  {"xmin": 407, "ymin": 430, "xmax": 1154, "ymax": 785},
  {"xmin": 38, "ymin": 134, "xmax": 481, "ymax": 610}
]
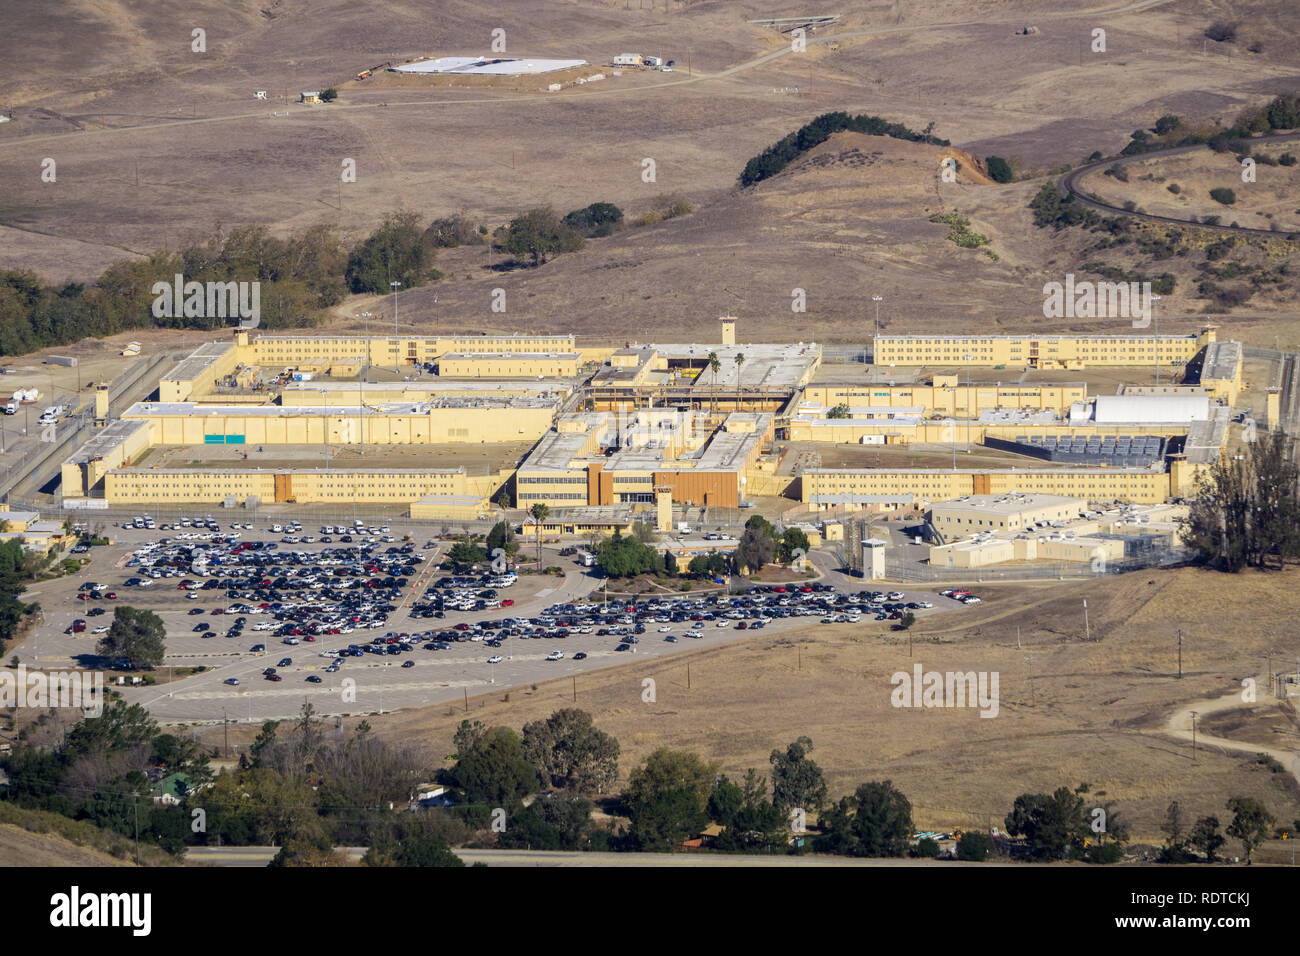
[
  {"xmin": 1177, "ymin": 629, "xmax": 1183, "ymax": 678},
  {"xmin": 390, "ymin": 281, "xmax": 402, "ymax": 375},
  {"xmin": 871, "ymin": 295, "xmax": 883, "ymax": 375},
  {"xmin": 223, "ymin": 707, "xmax": 229, "ymax": 756},
  {"xmin": 1083, "ymin": 598, "xmax": 1089, "ymax": 642},
  {"xmin": 1190, "ymin": 710, "xmax": 1198, "ymax": 762}
]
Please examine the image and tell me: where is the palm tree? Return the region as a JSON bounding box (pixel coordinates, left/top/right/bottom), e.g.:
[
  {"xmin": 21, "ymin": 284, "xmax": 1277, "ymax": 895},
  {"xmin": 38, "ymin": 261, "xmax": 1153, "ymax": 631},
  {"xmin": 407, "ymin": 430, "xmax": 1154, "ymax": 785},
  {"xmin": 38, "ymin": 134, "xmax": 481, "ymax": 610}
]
[
  {"xmin": 733, "ymin": 352, "xmax": 746, "ymax": 411},
  {"xmin": 707, "ymin": 351, "xmax": 721, "ymax": 416},
  {"xmin": 529, "ymin": 503, "xmax": 550, "ymax": 566}
]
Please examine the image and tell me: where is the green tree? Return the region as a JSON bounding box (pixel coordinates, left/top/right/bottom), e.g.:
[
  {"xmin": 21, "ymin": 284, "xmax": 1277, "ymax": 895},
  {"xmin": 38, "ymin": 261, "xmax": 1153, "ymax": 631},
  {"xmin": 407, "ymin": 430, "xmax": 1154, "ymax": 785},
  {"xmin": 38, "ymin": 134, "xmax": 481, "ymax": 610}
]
[
  {"xmin": 344, "ymin": 210, "xmax": 438, "ymax": 294},
  {"xmin": 529, "ymin": 503, "xmax": 550, "ymax": 566},
  {"xmin": 502, "ymin": 207, "xmax": 584, "ymax": 267},
  {"xmin": 769, "ymin": 736, "xmax": 828, "ymax": 812},
  {"xmin": 1191, "ymin": 815, "xmax": 1226, "ymax": 862},
  {"xmin": 320, "ymin": 88, "xmax": 338, "ymax": 102},
  {"xmin": 1181, "ymin": 430, "xmax": 1300, "ymax": 570},
  {"xmin": 707, "ymin": 351, "xmax": 721, "ymax": 415},
  {"xmin": 1158, "ymin": 800, "xmax": 1193, "ymax": 863},
  {"xmin": 521, "ymin": 708, "xmax": 620, "ymax": 793},
  {"xmin": 98, "ymin": 605, "xmax": 165, "ymax": 669},
  {"xmin": 825, "ymin": 403, "xmax": 851, "ymax": 419},
  {"xmin": 816, "ymin": 780, "xmax": 914, "ymax": 857},
  {"xmin": 1209, "ymin": 187, "xmax": 1237, "ymax": 205},
  {"xmin": 364, "ymin": 833, "xmax": 465, "ymax": 866},
  {"xmin": 623, "ymin": 748, "xmax": 718, "ymax": 851},
  {"xmin": 957, "ymin": 830, "xmax": 994, "ymax": 861},
  {"xmin": 451, "ymin": 726, "xmax": 538, "ymax": 809},
  {"xmin": 1004, "ymin": 786, "xmax": 1090, "ymax": 860},
  {"xmin": 1226, "ymin": 796, "xmax": 1274, "ymax": 863},
  {"xmin": 780, "ymin": 526, "xmax": 810, "ymax": 564},
  {"xmin": 733, "ymin": 352, "xmax": 746, "ymax": 409},
  {"xmin": 563, "ymin": 202, "xmax": 624, "ymax": 238},
  {"xmin": 984, "ymin": 156, "xmax": 1013, "ymax": 183},
  {"xmin": 497, "ymin": 790, "xmax": 596, "ymax": 850}
]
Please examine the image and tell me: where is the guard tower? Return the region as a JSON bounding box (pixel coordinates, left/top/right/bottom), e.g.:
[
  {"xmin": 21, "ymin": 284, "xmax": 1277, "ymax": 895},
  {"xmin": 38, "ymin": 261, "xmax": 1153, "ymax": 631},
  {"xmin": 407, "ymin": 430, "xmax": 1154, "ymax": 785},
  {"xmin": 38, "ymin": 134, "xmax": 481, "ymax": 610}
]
[
  {"xmin": 655, "ymin": 486, "xmax": 674, "ymax": 533},
  {"xmin": 862, "ymin": 538, "xmax": 887, "ymax": 580},
  {"xmin": 720, "ymin": 316, "xmax": 737, "ymax": 346},
  {"xmin": 93, "ymin": 382, "xmax": 110, "ymax": 426}
]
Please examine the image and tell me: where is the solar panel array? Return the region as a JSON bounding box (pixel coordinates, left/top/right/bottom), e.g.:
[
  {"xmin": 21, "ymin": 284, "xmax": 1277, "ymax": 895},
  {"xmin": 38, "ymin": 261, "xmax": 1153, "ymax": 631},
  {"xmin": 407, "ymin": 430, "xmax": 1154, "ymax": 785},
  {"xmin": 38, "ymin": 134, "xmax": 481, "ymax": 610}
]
[{"xmin": 1010, "ymin": 434, "xmax": 1165, "ymax": 466}]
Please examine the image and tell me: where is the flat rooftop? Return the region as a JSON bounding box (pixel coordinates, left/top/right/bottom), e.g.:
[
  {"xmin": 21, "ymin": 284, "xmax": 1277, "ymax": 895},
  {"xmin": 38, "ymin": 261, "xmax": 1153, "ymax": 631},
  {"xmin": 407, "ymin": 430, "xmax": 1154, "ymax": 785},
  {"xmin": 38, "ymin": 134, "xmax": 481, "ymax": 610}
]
[
  {"xmin": 392, "ymin": 56, "xmax": 588, "ymax": 75},
  {"xmin": 440, "ymin": 351, "xmax": 581, "ymax": 360},
  {"xmin": 64, "ymin": 419, "xmax": 150, "ymax": 466},
  {"xmin": 1203, "ymin": 340, "xmax": 1243, "ymax": 382},
  {"xmin": 161, "ymin": 341, "xmax": 234, "ymax": 383},
  {"xmin": 931, "ymin": 493, "xmax": 1083, "ymax": 516},
  {"xmin": 126, "ymin": 396, "xmax": 559, "ymax": 416},
  {"xmin": 642, "ymin": 343, "xmax": 821, "ymax": 390}
]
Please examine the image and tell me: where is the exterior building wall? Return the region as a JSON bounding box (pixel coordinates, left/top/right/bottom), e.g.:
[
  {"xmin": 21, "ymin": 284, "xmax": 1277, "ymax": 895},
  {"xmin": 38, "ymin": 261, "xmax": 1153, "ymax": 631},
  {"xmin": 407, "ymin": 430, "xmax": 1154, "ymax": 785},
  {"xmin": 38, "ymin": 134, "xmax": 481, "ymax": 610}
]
[{"xmin": 874, "ymin": 331, "xmax": 1211, "ymax": 369}]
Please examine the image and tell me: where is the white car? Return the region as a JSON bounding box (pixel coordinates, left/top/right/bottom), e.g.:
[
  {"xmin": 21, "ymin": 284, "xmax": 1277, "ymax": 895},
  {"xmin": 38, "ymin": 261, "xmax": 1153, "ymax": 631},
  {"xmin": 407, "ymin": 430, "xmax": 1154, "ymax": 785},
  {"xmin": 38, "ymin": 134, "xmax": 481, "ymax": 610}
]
[
  {"xmin": 715, "ymin": 620, "xmax": 728, "ymax": 628},
  {"xmin": 92, "ymin": 625, "xmax": 110, "ymax": 634},
  {"xmin": 657, "ymin": 626, "xmax": 672, "ymax": 633},
  {"xmin": 487, "ymin": 655, "xmax": 503, "ymax": 664},
  {"xmin": 546, "ymin": 650, "xmax": 564, "ymax": 661}
]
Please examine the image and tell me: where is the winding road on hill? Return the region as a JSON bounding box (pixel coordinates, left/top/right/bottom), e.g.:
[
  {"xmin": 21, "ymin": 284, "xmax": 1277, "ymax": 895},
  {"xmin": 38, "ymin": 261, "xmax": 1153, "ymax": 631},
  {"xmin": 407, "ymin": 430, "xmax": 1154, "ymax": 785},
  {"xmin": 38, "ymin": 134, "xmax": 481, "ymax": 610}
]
[
  {"xmin": 1058, "ymin": 133, "xmax": 1300, "ymax": 239},
  {"xmin": 1164, "ymin": 680, "xmax": 1300, "ymax": 787}
]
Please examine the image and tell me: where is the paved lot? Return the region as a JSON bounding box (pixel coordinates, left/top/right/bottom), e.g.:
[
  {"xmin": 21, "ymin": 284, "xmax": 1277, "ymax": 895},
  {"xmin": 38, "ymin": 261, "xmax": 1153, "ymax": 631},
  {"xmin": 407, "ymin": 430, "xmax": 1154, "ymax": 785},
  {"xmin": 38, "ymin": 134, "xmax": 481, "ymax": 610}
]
[{"xmin": 15, "ymin": 518, "xmax": 970, "ymax": 724}]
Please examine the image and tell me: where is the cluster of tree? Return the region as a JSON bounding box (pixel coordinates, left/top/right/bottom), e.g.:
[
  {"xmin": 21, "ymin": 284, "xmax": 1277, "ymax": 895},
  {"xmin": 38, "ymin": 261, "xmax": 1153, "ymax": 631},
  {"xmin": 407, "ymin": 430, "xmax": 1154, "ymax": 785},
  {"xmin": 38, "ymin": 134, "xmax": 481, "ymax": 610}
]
[
  {"xmin": 1181, "ymin": 430, "xmax": 1300, "ymax": 571},
  {"xmin": 0, "ymin": 700, "xmax": 212, "ymax": 855},
  {"xmin": 344, "ymin": 211, "xmax": 443, "ymax": 294},
  {"xmin": 595, "ymin": 526, "xmax": 665, "ymax": 578},
  {"xmin": 1029, "ymin": 183, "xmax": 1101, "ymax": 231},
  {"xmin": 0, "ymin": 538, "xmax": 39, "ymax": 657},
  {"xmin": 735, "ymin": 515, "xmax": 808, "ymax": 574},
  {"xmin": 1117, "ymin": 95, "xmax": 1300, "ymax": 159},
  {"xmin": 442, "ymin": 709, "xmax": 620, "ymax": 852},
  {"xmin": 1003, "ymin": 784, "xmax": 1128, "ymax": 863},
  {"xmin": 95, "ymin": 606, "xmax": 166, "ymax": 670},
  {"xmin": 739, "ymin": 111, "xmax": 950, "ymax": 187},
  {"xmin": 1155, "ymin": 798, "xmax": 1278, "ymax": 864},
  {"xmin": 444, "ymin": 535, "xmax": 488, "ymax": 571},
  {"xmin": 485, "ymin": 520, "xmax": 520, "ymax": 559},
  {"xmin": 563, "ymin": 202, "xmax": 625, "ymax": 238},
  {"xmin": 825, "ymin": 403, "xmax": 851, "ymax": 419},
  {"xmin": 0, "ymin": 224, "xmax": 350, "ymax": 356},
  {"xmin": 686, "ymin": 550, "xmax": 730, "ymax": 580}
]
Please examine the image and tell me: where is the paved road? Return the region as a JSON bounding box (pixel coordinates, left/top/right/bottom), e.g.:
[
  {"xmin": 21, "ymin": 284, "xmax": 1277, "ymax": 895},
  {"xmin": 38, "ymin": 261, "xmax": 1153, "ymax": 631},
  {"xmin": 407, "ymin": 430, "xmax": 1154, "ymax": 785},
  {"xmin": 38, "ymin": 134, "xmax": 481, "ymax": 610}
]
[
  {"xmin": 184, "ymin": 845, "xmax": 993, "ymax": 867},
  {"xmin": 1058, "ymin": 132, "xmax": 1300, "ymax": 238}
]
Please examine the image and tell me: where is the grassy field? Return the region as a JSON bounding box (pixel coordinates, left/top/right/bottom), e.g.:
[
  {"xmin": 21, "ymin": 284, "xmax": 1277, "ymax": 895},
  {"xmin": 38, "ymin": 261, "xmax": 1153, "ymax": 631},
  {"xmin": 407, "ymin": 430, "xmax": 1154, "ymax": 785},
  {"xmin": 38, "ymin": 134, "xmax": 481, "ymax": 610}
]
[{"xmin": 353, "ymin": 564, "xmax": 1300, "ymax": 846}]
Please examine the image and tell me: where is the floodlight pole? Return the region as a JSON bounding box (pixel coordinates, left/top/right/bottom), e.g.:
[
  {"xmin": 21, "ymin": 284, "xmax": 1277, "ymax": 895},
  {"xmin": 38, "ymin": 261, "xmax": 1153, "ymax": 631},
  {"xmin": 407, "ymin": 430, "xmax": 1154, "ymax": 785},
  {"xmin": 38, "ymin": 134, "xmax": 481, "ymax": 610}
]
[
  {"xmin": 391, "ymin": 281, "xmax": 402, "ymax": 375},
  {"xmin": 871, "ymin": 295, "xmax": 882, "ymax": 375}
]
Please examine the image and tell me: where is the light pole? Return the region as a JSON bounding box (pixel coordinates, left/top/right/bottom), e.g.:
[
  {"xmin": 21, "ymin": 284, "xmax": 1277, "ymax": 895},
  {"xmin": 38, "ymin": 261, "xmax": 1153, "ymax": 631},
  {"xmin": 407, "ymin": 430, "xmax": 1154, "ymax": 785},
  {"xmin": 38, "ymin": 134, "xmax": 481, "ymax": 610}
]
[
  {"xmin": 1083, "ymin": 598, "xmax": 1089, "ymax": 642},
  {"xmin": 871, "ymin": 295, "xmax": 883, "ymax": 375},
  {"xmin": 1190, "ymin": 709, "xmax": 1198, "ymax": 762},
  {"xmin": 963, "ymin": 353, "xmax": 973, "ymax": 452},
  {"xmin": 390, "ymin": 281, "xmax": 402, "ymax": 376},
  {"xmin": 1150, "ymin": 295, "xmax": 1162, "ymax": 385}
]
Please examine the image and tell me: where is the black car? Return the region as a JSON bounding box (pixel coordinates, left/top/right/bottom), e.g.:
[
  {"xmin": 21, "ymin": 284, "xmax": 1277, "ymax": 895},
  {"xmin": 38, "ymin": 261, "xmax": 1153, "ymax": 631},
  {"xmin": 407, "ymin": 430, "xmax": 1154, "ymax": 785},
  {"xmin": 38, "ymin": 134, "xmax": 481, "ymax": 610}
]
[
  {"xmin": 573, "ymin": 652, "xmax": 588, "ymax": 660},
  {"xmin": 305, "ymin": 675, "xmax": 323, "ymax": 683}
]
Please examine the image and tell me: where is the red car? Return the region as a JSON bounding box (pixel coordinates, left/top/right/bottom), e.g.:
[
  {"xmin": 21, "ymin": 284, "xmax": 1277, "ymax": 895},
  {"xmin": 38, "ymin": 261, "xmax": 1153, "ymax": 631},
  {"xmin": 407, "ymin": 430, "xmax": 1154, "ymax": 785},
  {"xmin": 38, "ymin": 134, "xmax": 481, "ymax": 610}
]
[
  {"xmin": 501, "ymin": 599, "xmax": 514, "ymax": 607},
  {"xmin": 77, "ymin": 593, "xmax": 91, "ymax": 601},
  {"xmin": 265, "ymin": 674, "xmax": 282, "ymax": 682},
  {"xmin": 105, "ymin": 592, "xmax": 117, "ymax": 600}
]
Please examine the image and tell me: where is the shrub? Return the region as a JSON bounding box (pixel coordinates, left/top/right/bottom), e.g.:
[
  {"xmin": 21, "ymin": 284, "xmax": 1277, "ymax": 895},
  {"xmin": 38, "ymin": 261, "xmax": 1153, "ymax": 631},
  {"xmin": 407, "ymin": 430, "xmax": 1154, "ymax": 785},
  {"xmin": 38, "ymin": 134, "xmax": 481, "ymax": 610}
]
[
  {"xmin": 956, "ymin": 830, "xmax": 993, "ymax": 861},
  {"xmin": 320, "ymin": 88, "xmax": 339, "ymax": 102},
  {"xmin": 1166, "ymin": 183, "xmax": 1181, "ymax": 194},
  {"xmin": 1204, "ymin": 22, "xmax": 1236, "ymax": 43},
  {"xmin": 984, "ymin": 156, "xmax": 1013, "ymax": 183},
  {"xmin": 1209, "ymin": 187, "xmax": 1237, "ymax": 205},
  {"xmin": 1280, "ymin": 153, "xmax": 1297, "ymax": 167}
]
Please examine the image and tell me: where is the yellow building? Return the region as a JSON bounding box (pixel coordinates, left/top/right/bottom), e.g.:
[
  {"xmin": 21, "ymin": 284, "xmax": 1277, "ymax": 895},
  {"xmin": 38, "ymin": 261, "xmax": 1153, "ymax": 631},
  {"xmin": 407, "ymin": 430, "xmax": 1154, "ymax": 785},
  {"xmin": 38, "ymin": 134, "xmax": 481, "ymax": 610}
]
[
  {"xmin": 106, "ymin": 467, "xmax": 469, "ymax": 505},
  {"xmin": 251, "ymin": 333, "xmax": 576, "ymax": 370},
  {"xmin": 1199, "ymin": 340, "xmax": 1242, "ymax": 406},
  {"xmin": 437, "ymin": 352, "xmax": 580, "ymax": 378},
  {"xmin": 874, "ymin": 328, "xmax": 1215, "ymax": 369},
  {"xmin": 929, "ymin": 493, "xmax": 1088, "ymax": 535},
  {"xmin": 802, "ymin": 467, "xmax": 1172, "ymax": 504},
  {"xmin": 801, "ymin": 381, "xmax": 1087, "ymax": 417},
  {"xmin": 122, "ymin": 398, "xmax": 557, "ymax": 445},
  {"xmin": 517, "ymin": 410, "xmax": 772, "ymax": 510}
]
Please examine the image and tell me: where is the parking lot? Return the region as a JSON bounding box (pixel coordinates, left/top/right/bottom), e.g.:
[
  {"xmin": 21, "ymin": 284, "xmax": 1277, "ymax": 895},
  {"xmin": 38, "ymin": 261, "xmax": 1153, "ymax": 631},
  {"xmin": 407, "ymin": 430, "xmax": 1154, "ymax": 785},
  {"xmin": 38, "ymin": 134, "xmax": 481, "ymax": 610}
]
[{"xmin": 16, "ymin": 513, "xmax": 976, "ymax": 724}]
